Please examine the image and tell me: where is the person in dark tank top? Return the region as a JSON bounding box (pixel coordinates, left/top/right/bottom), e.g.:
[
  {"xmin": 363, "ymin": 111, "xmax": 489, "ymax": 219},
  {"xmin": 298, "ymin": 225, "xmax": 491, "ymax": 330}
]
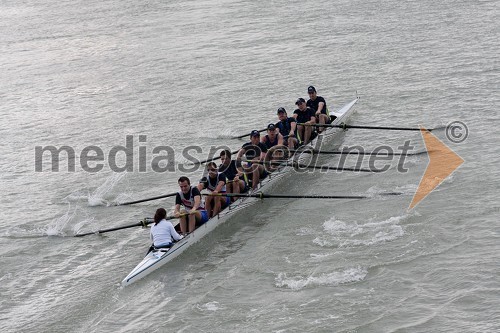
[
  {"xmin": 276, "ymin": 107, "xmax": 299, "ymax": 148},
  {"xmin": 261, "ymin": 123, "xmax": 284, "ymax": 149}
]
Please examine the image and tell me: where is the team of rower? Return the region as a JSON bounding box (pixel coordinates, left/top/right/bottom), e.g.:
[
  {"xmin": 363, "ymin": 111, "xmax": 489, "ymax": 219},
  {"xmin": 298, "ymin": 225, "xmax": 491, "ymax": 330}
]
[{"xmin": 151, "ymin": 86, "xmax": 333, "ymax": 244}]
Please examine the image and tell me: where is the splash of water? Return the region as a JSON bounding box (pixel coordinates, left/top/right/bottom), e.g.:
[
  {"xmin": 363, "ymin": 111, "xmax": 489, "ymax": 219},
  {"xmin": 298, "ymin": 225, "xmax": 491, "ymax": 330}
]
[
  {"xmin": 72, "ymin": 216, "xmax": 96, "ymax": 235},
  {"xmin": 394, "ymin": 183, "xmax": 419, "ymax": 195},
  {"xmin": 45, "ymin": 204, "xmax": 77, "ymax": 236},
  {"xmin": 88, "ymin": 173, "xmax": 126, "ymax": 206},
  {"xmin": 42, "ymin": 204, "xmax": 98, "ymax": 237}
]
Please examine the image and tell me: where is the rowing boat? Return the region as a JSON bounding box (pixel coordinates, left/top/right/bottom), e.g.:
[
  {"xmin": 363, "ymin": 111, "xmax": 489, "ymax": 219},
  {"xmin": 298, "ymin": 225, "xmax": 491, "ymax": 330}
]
[{"xmin": 121, "ymin": 97, "xmax": 359, "ymax": 286}]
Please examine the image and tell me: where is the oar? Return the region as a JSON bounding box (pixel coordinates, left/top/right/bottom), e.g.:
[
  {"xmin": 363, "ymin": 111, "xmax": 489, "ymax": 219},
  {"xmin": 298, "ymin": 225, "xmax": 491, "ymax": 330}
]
[
  {"xmin": 74, "ymin": 215, "xmax": 182, "ymax": 237},
  {"xmin": 298, "ymin": 123, "xmax": 443, "ymax": 132},
  {"xmin": 206, "ymin": 192, "xmax": 402, "ymax": 199},
  {"xmin": 74, "ymin": 218, "xmax": 154, "ymax": 237},
  {"xmin": 196, "ymin": 149, "xmax": 240, "ymax": 165},
  {"xmin": 240, "ymin": 159, "xmax": 378, "ymax": 172},
  {"xmin": 232, "ymin": 128, "xmax": 267, "ymax": 139},
  {"xmin": 289, "ymin": 149, "xmax": 428, "ymax": 156},
  {"xmin": 116, "ymin": 192, "xmax": 178, "ymax": 206}
]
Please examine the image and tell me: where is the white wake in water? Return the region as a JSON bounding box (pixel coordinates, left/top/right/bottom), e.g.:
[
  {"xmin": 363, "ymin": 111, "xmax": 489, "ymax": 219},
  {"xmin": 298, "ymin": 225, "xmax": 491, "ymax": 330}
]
[
  {"xmin": 313, "ymin": 214, "xmax": 409, "ymax": 248},
  {"xmin": 196, "ymin": 301, "xmax": 224, "ymax": 312},
  {"xmin": 275, "ymin": 266, "xmax": 368, "ymax": 290},
  {"xmin": 212, "ymin": 128, "xmax": 239, "ymax": 139},
  {"xmin": 0, "ymin": 205, "xmax": 89, "ymax": 238},
  {"xmin": 393, "ymin": 183, "xmax": 419, "ymax": 194}
]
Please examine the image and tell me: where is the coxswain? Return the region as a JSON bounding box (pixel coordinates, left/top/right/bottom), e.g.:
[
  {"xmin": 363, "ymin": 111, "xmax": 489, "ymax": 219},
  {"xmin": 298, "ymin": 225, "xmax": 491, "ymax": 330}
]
[
  {"xmin": 197, "ymin": 162, "xmax": 228, "ymax": 218},
  {"xmin": 174, "ymin": 176, "xmax": 209, "ymax": 234},
  {"xmin": 149, "ymin": 208, "xmax": 183, "ymax": 251}
]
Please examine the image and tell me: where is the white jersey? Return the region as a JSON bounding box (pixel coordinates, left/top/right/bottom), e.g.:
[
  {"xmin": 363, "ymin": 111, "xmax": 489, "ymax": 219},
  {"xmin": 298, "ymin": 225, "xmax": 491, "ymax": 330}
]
[
  {"xmin": 150, "ymin": 219, "xmax": 183, "ymax": 247},
  {"xmin": 177, "ymin": 186, "xmax": 206, "ymax": 210}
]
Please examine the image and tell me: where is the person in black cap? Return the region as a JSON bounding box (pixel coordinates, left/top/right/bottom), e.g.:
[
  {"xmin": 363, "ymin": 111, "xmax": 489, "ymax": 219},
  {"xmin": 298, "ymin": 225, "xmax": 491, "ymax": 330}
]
[
  {"xmin": 219, "ymin": 149, "xmax": 248, "ymax": 202},
  {"xmin": 306, "ymin": 86, "xmax": 329, "ymax": 133},
  {"xmin": 236, "ymin": 130, "xmax": 268, "ymax": 190},
  {"xmin": 261, "ymin": 123, "xmax": 284, "ymax": 149},
  {"xmin": 293, "ymin": 97, "xmax": 316, "ymax": 145},
  {"xmin": 197, "ymin": 162, "xmax": 228, "ymax": 218},
  {"xmin": 276, "ymin": 107, "xmax": 299, "ymax": 148}
]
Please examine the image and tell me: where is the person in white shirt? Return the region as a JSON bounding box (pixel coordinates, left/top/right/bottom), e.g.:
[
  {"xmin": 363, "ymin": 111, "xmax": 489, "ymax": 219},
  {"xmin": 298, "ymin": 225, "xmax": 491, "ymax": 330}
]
[{"xmin": 150, "ymin": 208, "xmax": 183, "ymax": 248}]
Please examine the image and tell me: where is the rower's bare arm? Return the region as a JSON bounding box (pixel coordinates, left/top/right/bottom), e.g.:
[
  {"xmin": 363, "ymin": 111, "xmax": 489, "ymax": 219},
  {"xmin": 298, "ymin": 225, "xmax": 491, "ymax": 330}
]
[
  {"xmin": 236, "ymin": 148, "xmax": 244, "ymax": 160},
  {"xmin": 191, "ymin": 195, "xmax": 201, "ymax": 212},
  {"xmin": 215, "ymin": 181, "xmax": 225, "ymax": 193},
  {"xmin": 317, "ymin": 101, "xmax": 325, "ymax": 113},
  {"xmin": 277, "ymin": 133, "xmax": 284, "ymax": 145},
  {"xmin": 170, "ymin": 223, "xmax": 183, "ymax": 241},
  {"xmin": 174, "ymin": 204, "xmax": 181, "ymax": 217}
]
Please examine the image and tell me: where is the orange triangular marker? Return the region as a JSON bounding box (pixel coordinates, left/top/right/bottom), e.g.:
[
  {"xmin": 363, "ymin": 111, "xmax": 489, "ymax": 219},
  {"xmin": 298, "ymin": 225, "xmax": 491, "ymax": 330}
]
[{"xmin": 409, "ymin": 126, "xmax": 464, "ymax": 210}]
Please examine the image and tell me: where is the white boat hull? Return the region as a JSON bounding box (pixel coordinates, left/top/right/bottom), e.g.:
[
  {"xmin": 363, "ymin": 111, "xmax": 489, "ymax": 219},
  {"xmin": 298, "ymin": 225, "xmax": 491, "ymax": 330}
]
[{"xmin": 122, "ymin": 97, "xmax": 359, "ymax": 286}]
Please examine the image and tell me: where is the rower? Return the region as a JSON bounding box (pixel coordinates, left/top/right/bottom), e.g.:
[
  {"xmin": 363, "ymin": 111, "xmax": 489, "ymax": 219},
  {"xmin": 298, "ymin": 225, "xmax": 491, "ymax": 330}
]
[
  {"xmin": 263, "ymin": 146, "xmax": 288, "ymax": 173},
  {"xmin": 197, "ymin": 162, "xmax": 229, "ymax": 218},
  {"xmin": 306, "ymin": 86, "xmax": 329, "ymax": 133},
  {"xmin": 236, "ymin": 130, "xmax": 268, "ymax": 190},
  {"xmin": 293, "ymin": 97, "xmax": 316, "ymax": 145},
  {"xmin": 261, "ymin": 123, "xmax": 284, "ymax": 149},
  {"xmin": 276, "ymin": 107, "xmax": 299, "ymax": 148},
  {"xmin": 174, "ymin": 176, "xmax": 209, "ymax": 234},
  {"xmin": 219, "ymin": 149, "xmax": 248, "ymax": 202}
]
